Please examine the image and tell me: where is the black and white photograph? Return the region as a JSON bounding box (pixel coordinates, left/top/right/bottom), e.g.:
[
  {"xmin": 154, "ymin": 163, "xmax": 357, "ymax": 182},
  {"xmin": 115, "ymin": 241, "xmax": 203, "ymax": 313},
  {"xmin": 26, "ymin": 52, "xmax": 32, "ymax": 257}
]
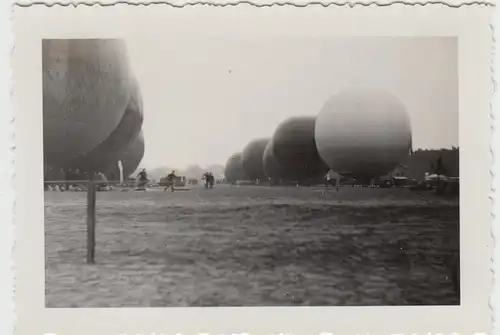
[
  {"xmin": 12, "ymin": 4, "xmax": 492, "ymax": 333},
  {"xmin": 42, "ymin": 34, "xmax": 462, "ymax": 307}
]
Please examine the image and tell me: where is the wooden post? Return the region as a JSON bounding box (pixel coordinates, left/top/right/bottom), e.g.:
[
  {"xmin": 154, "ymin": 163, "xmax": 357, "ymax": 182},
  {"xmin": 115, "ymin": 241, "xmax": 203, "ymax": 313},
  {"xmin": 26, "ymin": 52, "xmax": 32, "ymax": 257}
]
[{"xmin": 86, "ymin": 176, "xmax": 97, "ymax": 264}]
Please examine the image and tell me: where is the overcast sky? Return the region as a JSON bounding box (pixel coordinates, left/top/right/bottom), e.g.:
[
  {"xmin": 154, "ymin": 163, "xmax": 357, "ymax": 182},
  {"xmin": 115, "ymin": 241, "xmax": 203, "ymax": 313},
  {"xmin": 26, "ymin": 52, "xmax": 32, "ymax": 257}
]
[
  {"xmin": 20, "ymin": 6, "xmax": 460, "ymax": 171},
  {"xmin": 126, "ymin": 35, "xmax": 458, "ymax": 170}
]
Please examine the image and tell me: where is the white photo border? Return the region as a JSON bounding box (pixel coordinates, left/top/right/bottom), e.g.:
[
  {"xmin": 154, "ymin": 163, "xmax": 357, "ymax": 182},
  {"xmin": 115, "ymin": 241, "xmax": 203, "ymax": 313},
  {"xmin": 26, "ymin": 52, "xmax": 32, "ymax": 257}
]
[{"xmin": 8, "ymin": 3, "xmax": 495, "ymax": 335}]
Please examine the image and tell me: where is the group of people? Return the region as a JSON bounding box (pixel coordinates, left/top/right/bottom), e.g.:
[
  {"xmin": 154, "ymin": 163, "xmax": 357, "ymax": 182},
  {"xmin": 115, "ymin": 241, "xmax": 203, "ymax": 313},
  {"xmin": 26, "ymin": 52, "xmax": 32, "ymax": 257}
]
[
  {"xmin": 46, "ymin": 166, "xmax": 220, "ymax": 193},
  {"xmin": 202, "ymin": 172, "xmax": 215, "ymax": 189},
  {"xmin": 136, "ymin": 168, "xmax": 179, "ymax": 192},
  {"xmin": 138, "ymin": 169, "xmax": 217, "ymax": 192}
]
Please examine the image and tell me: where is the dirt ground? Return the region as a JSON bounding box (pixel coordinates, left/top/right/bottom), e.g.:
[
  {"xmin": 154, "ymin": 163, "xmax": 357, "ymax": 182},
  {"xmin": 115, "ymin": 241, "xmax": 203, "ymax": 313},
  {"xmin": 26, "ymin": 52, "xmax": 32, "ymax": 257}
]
[{"xmin": 44, "ymin": 185, "xmax": 459, "ymax": 307}]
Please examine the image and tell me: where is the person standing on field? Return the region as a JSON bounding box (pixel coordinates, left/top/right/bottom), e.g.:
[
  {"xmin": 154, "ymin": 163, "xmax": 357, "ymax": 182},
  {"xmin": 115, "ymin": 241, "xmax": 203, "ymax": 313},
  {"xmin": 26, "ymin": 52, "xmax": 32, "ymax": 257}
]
[
  {"xmin": 137, "ymin": 168, "xmax": 149, "ymax": 191},
  {"xmin": 164, "ymin": 170, "xmax": 177, "ymax": 192}
]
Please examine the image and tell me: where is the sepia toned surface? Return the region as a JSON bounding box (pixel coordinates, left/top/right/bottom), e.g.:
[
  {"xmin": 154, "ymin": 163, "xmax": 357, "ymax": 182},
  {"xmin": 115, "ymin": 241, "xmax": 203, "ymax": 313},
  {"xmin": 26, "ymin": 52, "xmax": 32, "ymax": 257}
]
[{"xmin": 13, "ymin": 4, "xmax": 492, "ymax": 335}]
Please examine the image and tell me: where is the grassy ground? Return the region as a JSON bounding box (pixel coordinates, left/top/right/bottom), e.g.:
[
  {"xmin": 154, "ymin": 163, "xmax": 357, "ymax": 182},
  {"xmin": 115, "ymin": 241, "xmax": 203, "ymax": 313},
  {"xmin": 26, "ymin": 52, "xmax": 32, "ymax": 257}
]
[{"xmin": 45, "ymin": 185, "xmax": 459, "ymax": 307}]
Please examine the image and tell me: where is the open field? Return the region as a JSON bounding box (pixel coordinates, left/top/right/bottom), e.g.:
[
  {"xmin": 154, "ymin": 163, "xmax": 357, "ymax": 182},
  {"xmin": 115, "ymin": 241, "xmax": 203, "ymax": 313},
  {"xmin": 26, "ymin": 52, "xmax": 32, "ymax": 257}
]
[{"xmin": 45, "ymin": 185, "xmax": 459, "ymax": 307}]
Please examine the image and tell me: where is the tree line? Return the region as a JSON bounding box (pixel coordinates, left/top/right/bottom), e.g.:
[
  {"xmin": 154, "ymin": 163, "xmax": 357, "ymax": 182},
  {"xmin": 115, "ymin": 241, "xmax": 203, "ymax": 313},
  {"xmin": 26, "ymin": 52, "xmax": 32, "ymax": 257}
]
[{"xmin": 391, "ymin": 147, "xmax": 459, "ymax": 180}]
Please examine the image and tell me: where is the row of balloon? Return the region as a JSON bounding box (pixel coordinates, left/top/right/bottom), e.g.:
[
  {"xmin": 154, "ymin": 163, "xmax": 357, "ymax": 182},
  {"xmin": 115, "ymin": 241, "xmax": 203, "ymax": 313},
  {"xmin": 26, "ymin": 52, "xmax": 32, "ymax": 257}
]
[{"xmin": 224, "ymin": 90, "xmax": 413, "ymax": 184}]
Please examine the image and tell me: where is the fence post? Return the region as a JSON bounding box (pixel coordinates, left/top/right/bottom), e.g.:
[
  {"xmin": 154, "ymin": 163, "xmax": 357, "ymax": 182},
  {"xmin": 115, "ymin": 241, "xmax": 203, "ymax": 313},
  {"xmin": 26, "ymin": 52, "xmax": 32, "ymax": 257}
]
[{"xmin": 86, "ymin": 176, "xmax": 97, "ymax": 264}]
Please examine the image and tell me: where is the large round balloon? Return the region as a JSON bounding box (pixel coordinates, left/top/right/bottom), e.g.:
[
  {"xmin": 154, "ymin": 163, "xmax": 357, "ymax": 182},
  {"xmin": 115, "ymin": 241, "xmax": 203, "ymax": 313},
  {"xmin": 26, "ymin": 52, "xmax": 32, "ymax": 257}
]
[
  {"xmin": 224, "ymin": 153, "xmax": 248, "ymax": 183},
  {"xmin": 271, "ymin": 116, "xmax": 329, "ymax": 181},
  {"xmin": 241, "ymin": 138, "xmax": 270, "ymax": 181},
  {"xmin": 43, "ymin": 39, "xmax": 135, "ymax": 170},
  {"xmin": 315, "ymin": 90, "xmax": 413, "ymax": 179},
  {"xmin": 263, "ymin": 139, "xmax": 287, "ymax": 182},
  {"xmin": 70, "ymin": 76, "xmax": 144, "ymax": 173}
]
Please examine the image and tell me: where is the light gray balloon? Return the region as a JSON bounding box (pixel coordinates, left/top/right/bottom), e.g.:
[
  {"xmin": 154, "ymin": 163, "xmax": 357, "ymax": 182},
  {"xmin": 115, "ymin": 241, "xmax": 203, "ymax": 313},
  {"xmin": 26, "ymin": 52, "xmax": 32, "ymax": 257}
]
[{"xmin": 315, "ymin": 90, "xmax": 413, "ymax": 179}]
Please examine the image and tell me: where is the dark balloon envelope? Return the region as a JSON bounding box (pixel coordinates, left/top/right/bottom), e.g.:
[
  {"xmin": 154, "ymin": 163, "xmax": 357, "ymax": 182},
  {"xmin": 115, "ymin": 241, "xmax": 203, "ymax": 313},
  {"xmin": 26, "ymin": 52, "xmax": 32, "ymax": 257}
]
[
  {"xmin": 271, "ymin": 116, "xmax": 329, "ymax": 181},
  {"xmin": 106, "ymin": 131, "xmax": 145, "ymax": 180},
  {"xmin": 263, "ymin": 140, "xmax": 287, "ymax": 182},
  {"xmin": 42, "ymin": 39, "xmax": 146, "ymax": 179},
  {"xmin": 120, "ymin": 131, "xmax": 145, "ymax": 179},
  {"xmin": 43, "ymin": 39, "xmax": 133, "ymax": 170},
  {"xmin": 224, "ymin": 153, "xmax": 248, "ymax": 183},
  {"xmin": 70, "ymin": 78, "xmax": 144, "ymax": 173},
  {"xmin": 241, "ymin": 138, "xmax": 270, "ymax": 181},
  {"xmin": 44, "ymin": 163, "xmax": 65, "ymax": 182}
]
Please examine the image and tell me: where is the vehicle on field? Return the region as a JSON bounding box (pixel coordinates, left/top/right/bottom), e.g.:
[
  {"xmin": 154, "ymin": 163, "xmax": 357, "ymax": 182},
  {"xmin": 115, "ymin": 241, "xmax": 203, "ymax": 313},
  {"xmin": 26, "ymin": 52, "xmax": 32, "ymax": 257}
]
[
  {"xmin": 187, "ymin": 178, "xmax": 198, "ymax": 186},
  {"xmin": 159, "ymin": 175, "xmax": 187, "ymax": 188}
]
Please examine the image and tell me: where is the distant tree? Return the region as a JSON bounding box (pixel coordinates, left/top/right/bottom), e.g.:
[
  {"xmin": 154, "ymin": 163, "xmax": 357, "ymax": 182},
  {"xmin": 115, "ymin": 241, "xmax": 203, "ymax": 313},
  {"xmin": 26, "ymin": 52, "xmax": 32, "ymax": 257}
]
[{"xmin": 434, "ymin": 156, "xmax": 448, "ymax": 176}]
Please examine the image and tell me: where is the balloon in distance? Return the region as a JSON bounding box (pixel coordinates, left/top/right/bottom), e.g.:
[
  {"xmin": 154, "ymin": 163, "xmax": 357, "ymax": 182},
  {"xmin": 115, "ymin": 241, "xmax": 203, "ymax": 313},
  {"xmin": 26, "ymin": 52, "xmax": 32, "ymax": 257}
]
[
  {"xmin": 224, "ymin": 152, "xmax": 249, "ymax": 184},
  {"xmin": 42, "ymin": 39, "xmax": 136, "ymax": 171},
  {"xmin": 271, "ymin": 116, "xmax": 329, "ymax": 182},
  {"xmin": 71, "ymin": 76, "xmax": 144, "ymax": 173},
  {"xmin": 263, "ymin": 139, "xmax": 287, "ymax": 182},
  {"xmin": 241, "ymin": 138, "xmax": 270, "ymax": 181},
  {"xmin": 315, "ymin": 90, "xmax": 413, "ymax": 179}
]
